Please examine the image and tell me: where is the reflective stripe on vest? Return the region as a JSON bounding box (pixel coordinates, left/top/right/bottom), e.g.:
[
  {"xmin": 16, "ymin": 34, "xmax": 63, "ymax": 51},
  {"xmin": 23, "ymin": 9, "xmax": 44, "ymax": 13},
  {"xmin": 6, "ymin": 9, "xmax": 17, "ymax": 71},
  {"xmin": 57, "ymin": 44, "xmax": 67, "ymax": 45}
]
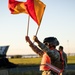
[{"xmin": 40, "ymin": 53, "xmax": 51, "ymax": 71}]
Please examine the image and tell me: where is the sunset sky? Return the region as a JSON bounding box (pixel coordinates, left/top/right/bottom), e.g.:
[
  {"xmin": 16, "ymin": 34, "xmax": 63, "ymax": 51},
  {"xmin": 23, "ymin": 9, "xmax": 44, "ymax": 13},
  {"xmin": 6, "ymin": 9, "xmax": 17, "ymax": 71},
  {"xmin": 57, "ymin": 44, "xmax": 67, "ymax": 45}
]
[{"xmin": 0, "ymin": 0, "xmax": 75, "ymax": 55}]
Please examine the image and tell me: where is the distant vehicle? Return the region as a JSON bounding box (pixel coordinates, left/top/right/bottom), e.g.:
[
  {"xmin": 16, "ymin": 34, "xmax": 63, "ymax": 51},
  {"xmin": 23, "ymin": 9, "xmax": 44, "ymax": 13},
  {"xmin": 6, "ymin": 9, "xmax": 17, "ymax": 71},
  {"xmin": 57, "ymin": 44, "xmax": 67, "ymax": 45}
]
[{"xmin": 0, "ymin": 45, "xmax": 9, "ymax": 57}]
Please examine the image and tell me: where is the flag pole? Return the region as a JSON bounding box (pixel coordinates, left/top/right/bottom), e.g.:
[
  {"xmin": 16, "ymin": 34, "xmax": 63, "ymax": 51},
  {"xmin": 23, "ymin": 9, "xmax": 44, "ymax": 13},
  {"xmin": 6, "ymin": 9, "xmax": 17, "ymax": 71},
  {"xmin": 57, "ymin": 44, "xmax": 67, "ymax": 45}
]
[
  {"xmin": 35, "ymin": 26, "xmax": 40, "ymax": 36},
  {"xmin": 27, "ymin": 15, "xmax": 30, "ymax": 36},
  {"xmin": 33, "ymin": 26, "xmax": 40, "ymax": 43}
]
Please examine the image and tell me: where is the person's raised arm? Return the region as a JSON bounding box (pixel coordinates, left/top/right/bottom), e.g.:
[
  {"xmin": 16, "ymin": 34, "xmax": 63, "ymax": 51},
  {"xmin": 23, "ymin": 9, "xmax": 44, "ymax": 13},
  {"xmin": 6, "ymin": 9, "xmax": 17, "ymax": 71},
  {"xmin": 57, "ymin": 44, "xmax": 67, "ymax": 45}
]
[
  {"xmin": 33, "ymin": 36, "xmax": 49, "ymax": 52},
  {"xmin": 33, "ymin": 36, "xmax": 60, "ymax": 61},
  {"xmin": 25, "ymin": 36, "xmax": 44, "ymax": 56}
]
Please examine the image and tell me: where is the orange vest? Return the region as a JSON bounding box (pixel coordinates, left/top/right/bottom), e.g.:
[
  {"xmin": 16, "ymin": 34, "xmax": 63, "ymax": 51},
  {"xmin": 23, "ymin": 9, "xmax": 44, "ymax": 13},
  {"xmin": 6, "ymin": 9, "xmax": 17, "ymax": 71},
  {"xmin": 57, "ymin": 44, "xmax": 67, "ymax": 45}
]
[{"xmin": 40, "ymin": 53, "xmax": 51, "ymax": 71}]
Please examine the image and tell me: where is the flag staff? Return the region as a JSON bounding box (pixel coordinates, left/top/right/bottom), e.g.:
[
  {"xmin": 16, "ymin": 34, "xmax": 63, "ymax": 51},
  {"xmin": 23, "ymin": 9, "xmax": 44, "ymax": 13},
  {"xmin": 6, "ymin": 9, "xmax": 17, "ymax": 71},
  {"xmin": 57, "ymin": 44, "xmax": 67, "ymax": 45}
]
[
  {"xmin": 27, "ymin": 15, "xmax": 30, "ymax": 36},
  {"xmin": 33, "ymin": 26, "xmax": 40, "ymax": 43},
  {"xmin": 35, "ymin": 26, "xmax": 40, "ymax": 36}
]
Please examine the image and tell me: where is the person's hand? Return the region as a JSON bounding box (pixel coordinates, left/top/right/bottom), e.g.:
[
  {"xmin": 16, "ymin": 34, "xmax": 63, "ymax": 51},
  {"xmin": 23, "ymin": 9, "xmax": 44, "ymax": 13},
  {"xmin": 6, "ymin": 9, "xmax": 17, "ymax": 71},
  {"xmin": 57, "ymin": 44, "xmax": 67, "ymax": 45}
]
[
  {"xmin": 33, "ymin": 36, "xmax": 39, "ymax": 42},
  {"xmin": 25, "ymin": 36, "xmax": 30, "ymax": 42}
]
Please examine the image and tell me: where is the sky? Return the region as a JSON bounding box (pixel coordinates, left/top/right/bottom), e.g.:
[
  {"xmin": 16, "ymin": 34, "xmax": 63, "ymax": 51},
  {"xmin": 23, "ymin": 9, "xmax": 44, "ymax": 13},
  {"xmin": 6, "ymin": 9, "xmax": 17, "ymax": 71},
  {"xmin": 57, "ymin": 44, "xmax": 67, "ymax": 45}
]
[{"xmin": 0, "ymin": 0, "xmax": 75, "ymax": 55}]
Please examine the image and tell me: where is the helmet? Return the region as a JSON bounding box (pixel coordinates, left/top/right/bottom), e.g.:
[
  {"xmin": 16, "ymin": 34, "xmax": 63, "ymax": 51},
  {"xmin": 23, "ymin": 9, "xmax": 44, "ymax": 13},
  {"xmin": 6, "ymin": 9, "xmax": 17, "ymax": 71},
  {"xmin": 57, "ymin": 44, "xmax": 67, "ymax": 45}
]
[{"xmin": 43, "ymin": 37, "xmax": 59, "ymax": 46}]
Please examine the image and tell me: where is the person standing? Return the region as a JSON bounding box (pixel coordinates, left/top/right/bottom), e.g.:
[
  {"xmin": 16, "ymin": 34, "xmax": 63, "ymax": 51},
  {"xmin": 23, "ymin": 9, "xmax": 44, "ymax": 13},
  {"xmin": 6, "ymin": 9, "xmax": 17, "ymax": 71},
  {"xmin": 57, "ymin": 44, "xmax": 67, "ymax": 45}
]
[
  {"xmin": 59, "ymin": 46, "xmax": 68, "ymax": 75},
  {"xmin": 25, "ymin": 36, "xmax": 64, "ymax": 75}
]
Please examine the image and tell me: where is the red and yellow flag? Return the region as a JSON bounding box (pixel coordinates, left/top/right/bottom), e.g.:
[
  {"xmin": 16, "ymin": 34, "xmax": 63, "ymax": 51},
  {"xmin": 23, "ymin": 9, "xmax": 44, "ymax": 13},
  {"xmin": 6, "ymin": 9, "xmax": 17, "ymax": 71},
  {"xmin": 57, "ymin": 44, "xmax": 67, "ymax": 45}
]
[
  {"xmin": 8, "ymin": 0, "xmax": 28, "ymax": 14},
  {"xmin": 8, "ymin": 0, "xmax": 46, "ymax": 26},
  {"xmin": 26, "ymin": 0, "xmax": 46, "ymax": 26}
]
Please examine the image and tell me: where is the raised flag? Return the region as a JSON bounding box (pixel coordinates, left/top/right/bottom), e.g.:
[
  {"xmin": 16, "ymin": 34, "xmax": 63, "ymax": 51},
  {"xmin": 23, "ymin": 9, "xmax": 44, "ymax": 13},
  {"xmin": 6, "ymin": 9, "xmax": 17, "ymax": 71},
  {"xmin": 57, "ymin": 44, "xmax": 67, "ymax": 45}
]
[
  {"xmin": 26, "ymin": 0, "xmax": 46, "ymax": 26},
  {"xmin": 8, "ymin": 0, "xmax": 28, "ymax": 14}
]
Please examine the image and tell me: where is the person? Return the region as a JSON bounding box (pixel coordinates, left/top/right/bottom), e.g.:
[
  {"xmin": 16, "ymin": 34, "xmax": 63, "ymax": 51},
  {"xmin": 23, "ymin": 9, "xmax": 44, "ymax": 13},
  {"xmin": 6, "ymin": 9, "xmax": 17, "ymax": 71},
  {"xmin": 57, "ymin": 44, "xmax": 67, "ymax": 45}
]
[
  {"xmin": 59, "ymin": 46, "xmax": 67, "ymax": 75},
  {"xmin": 59, "ymin": 46, "xmax": 67, "ymax": 69},
  {"xmin": 25, "ymin": 36, "xmax": 64, "ymax": 75}
]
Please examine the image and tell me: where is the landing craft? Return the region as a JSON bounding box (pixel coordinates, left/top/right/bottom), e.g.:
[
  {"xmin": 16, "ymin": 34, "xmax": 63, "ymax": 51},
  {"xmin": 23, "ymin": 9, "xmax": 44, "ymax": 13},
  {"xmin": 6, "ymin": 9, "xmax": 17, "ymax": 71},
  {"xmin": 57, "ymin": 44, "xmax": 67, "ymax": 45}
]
[
  {"xmin": 0, "ymin": 45, "xmax": 17, "ymax": 68},
  {"xmin": 0, "ymin": 45, "xmax": 9, "ymax": 57}
]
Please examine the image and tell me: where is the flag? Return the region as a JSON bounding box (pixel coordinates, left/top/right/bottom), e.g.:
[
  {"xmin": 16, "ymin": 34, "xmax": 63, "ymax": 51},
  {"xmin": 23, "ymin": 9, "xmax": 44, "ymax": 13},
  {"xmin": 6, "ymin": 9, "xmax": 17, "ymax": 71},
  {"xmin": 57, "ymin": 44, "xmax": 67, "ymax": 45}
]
[
  {"xmin": 26, "ymin": 0, "xmax": 46, "ymax": 26},
  {"xmin": 8, "ymin": 0, "xmax": 28, "ymax": 14},
  {"xmin": 8, "ymin": 0, "xmax": 46, "ymax": 26}
]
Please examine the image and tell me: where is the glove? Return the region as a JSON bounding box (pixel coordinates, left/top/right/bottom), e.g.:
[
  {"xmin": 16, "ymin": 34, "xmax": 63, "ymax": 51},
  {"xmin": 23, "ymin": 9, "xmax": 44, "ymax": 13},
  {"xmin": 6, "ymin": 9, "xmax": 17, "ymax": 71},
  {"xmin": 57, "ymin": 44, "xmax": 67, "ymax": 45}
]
[
  {"xmin": 25, "ymin": 36, "xmax": 30, "ymax": 43},
  {"xmin": 33, "ymin": 36, "xmax": 39, "ymax": 43}
]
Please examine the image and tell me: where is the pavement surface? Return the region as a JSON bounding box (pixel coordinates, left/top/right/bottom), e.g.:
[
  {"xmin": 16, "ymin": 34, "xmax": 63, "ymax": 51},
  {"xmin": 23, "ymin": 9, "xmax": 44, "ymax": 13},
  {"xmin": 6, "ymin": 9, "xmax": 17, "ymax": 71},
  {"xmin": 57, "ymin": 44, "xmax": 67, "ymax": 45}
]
[
  {"xmin": 67, "ymin": 64, "xmax": 75, "ymax": 70},
  {"xmin": 8, "ymin": 64, "xmax": 75, "ymax": 72}
]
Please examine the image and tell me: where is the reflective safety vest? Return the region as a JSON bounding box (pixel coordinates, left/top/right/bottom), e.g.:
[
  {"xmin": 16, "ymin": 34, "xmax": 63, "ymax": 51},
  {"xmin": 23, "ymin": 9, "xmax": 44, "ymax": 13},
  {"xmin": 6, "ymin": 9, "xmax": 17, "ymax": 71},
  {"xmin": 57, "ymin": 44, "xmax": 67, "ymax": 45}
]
[
  {"xmin": 40, "ymin": 51, "xmax": 64, "ymax": 71},
  {"xmin": 40, "ymin": 53, "xmax": 51, "ymax": 71}
]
